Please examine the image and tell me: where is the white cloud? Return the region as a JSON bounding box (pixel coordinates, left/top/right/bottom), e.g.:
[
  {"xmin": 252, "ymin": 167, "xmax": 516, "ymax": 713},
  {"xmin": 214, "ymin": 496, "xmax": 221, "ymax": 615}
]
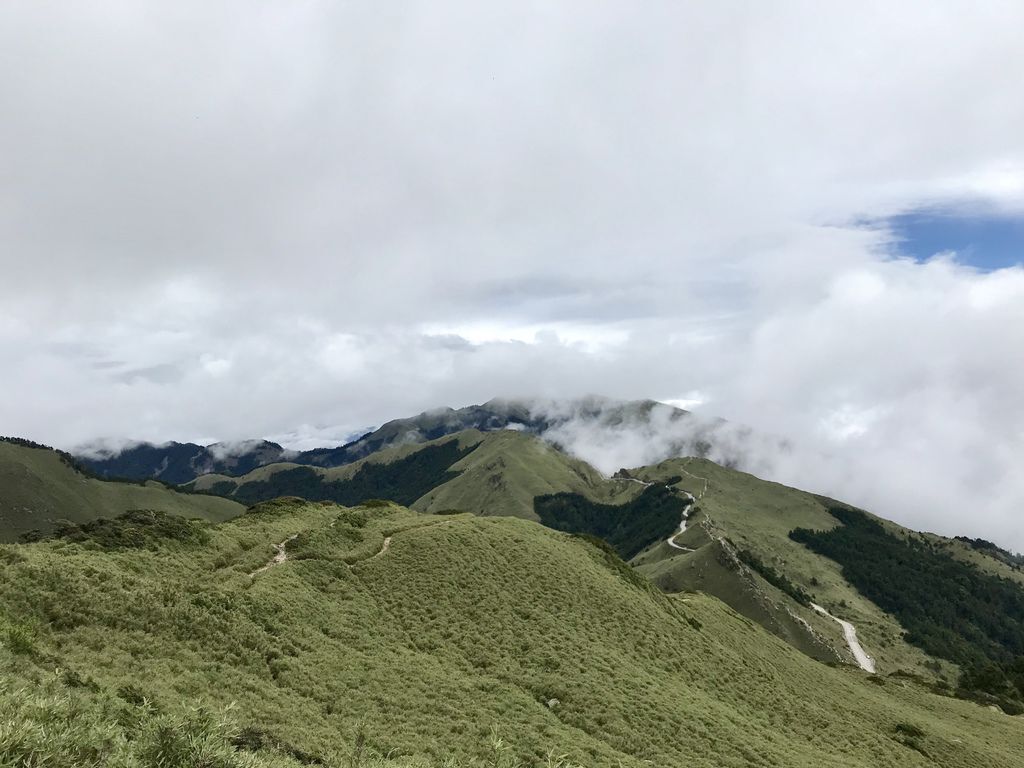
[{"xmin": 0, "ymin": 2, "xmax": 1022, "ymax": 548}]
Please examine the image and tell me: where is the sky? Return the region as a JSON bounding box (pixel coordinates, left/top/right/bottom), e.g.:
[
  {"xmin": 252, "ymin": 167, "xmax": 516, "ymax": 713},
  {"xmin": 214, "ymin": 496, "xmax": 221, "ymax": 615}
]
[{"xmin": 1, "ymin": 2, "xmax": 1023, "ymax": 548}]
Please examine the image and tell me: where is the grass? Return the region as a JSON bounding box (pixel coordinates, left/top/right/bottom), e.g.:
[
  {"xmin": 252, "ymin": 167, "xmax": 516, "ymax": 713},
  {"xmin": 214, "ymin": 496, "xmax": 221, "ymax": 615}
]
[
  {"xmin": 0, "ymin": 441, "xmax": 243, "ymax": 542},
  {"xmin": 0, "ymin": 498, "xmax": 1022, "ymax": 766}
]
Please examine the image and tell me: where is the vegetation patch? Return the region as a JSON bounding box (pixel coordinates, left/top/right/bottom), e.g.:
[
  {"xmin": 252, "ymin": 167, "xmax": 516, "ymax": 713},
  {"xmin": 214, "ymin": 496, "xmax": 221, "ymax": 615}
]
[
  {"xmin": 570, "ymin": 534, "xmax": 657, "ymax": 593},
  {"xmin": 534, "ymin": 484, "xmax": 686, "ymax": 559},
  {"xmin": 736, "ymin": 549, "xmax": 812, "ymax": 606},
  {"xmin": 954, "ymin": 536, "xmax": 1024, "ymax": 570},
  {"xmin": 0, "ymin": 500, "xmax": 1023, "ymax": 766},
  {"xmin": 892, "ymin": 722, "xmax": 929, "ymax": 757},
  {"xmin": 22, "ymin": 509, "xmax": 210, "ymax": 550},
  {"xmin": 227, "ymin": 442, "xmax": 477, "ymax": 507}
]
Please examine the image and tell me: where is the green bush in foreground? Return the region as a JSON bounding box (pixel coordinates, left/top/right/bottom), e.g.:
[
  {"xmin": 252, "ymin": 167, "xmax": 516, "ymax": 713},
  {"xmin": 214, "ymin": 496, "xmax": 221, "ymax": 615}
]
[
  {"xmin": 0, "ymin": 665, "xmax": 585, "ymax": 768},
  {"xmin": 0, "ymin": 671, "xmax": 283, "ymax": 768}
]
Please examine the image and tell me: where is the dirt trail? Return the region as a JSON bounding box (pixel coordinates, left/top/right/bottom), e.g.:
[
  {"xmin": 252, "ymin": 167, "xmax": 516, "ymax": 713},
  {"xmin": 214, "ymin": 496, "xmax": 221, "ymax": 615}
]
[
  {"xmin": 249, "ymin": 518, "xmax": 450, "ymax": 578},
  {"xmin": 371, "ymin": 536, "xmax": 392, "ymax": 559},
  {"xmin": 358, "ymin": 519, "xmax": 455, "ymax": 564},
  {"xmin": 666, "ymin": 459, "xmax": 710, "ymax": 552},
  {"xmin": 666, "ymin": 491, "xmax": 696, "ymax": 552},
  {"xmin": 678, "ymin": 462, "xmax": 709, "ymax": 499},
  {"xmin": 250, "ymin": 534, "xmax": 298, "ymax": 577},
  {"xmin": 810, "ymin": 602, "xmax": 876, "ymax": 673},
  {"xmin": 661, "ymin": 461, "xmax": 875, "ymax": 673}
]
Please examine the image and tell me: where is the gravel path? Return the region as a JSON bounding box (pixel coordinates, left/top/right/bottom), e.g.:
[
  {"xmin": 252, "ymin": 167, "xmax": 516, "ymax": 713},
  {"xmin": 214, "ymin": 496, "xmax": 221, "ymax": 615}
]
[{"xmin": 810, "ymin": 602, "xmax": 876, "ymax": 673}]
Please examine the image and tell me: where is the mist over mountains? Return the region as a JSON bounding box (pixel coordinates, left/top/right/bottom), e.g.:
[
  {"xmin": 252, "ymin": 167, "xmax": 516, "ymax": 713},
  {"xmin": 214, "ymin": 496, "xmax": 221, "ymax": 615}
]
[
  {"xmin": 76, "ymin": 396, "xmax": 772, "ymax": 483},
  {"xmin": 75, "ymin": 393, "xmax": 1021, "ymax": 551}
]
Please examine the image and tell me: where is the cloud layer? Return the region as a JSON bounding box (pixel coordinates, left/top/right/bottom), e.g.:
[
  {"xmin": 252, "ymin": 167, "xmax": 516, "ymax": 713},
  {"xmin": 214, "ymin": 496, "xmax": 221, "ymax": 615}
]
[{"xmin": 1, "ymin": 2, "xmax": 1022, "ymax": 547}]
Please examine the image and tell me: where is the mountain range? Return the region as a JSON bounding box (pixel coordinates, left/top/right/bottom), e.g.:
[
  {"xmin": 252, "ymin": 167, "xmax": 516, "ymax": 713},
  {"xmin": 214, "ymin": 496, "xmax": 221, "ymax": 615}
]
[
  {"xmin": 1, "ymin": 399, "xmax": 1022, "ymax": 766},
  {"xmin": 74, "ymin": 397, "xmax": 736, "ymax": 484}
]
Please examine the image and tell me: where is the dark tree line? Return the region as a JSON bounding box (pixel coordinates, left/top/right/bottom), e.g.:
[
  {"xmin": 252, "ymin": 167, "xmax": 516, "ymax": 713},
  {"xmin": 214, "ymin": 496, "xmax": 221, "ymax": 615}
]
[
  {"xmin": 220, "ymin": 441, "xmax": 478, "ymax": 508},
  {"xmin": 534, "ymin": 484, "xmax": 687, "ymax": 559},
  {"xmin": 736, "ymin": 548, "xmax": 812, "ymax": 606}
]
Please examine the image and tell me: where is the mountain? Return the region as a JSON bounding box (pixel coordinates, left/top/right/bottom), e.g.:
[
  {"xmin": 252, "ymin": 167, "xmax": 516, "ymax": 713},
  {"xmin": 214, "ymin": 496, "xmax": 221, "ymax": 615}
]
[
  {"xmin": 0, "ymin": 438, "xmax": 244, "ymax": 542},
  {"xmin": 3, "ymin": 423, "xmax": 1024, "ymax": 763},
  {"xmin": 74, "ymin": 396, "xmax": 738, "ymax": 484},
  {"xmin": 77, "ymin": 438, "xmax": 291, "ymax": 485},
  {"xmin": 187, "ymin": 427, "xmax": 1024, "ymax": 709},
  {"xmin": 1, "ymin": 496, "xmax": 1021, "ymax": 766},
  {"xmin": 188, "ymin": 429, "xmax": 651, "ymax": 521}
]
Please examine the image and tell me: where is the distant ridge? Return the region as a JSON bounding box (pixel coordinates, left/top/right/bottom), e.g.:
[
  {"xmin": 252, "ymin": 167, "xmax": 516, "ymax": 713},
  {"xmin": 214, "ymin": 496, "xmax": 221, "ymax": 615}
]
[
  {"xmin": 75, "ymin": 396, "xmax": 718, "ymax": 484},
  {"xmin": 0, "ymin": 437, "xmax": 243, "ymax": 541},
  {"xmin": 77, "ymin": 439, "xmax": 290, "ymax": 485}
]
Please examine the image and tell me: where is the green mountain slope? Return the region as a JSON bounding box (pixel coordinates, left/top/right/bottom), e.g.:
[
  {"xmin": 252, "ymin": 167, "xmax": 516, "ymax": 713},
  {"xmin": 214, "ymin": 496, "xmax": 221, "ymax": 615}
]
[
  {"xmin": 411, "ymin": 430, "xmax": 640, "ymax": 519},
  {"xmin": 0, "ymin": 440, "xmax": 244, "ymax": 542},
  {"xmin": 74, "ymin": 396, "xmax": 705, "ymax": 484},
  {"xmin": 190, "ymin": 430, "xmax": 641, "ymax": 521},
  {"xmin": 1, "ymin": 498, "xmax": 1021, "ymax": 767}
]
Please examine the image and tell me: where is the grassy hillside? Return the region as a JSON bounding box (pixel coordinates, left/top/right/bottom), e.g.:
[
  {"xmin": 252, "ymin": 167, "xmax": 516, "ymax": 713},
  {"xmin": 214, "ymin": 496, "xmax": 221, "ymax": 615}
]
[
  {"xmin": 1, "ymin": 498, "xmax": 1022, "ymax": 766},
  {"xmin": 412, "ymin": 431, "xmax": 639, "ymax": 519},
  {"xmin": 630, "ymin": 457, "xmax": 1024, "ymax": 687},
  {"xmin": 635, "ymin": 537, "xmax": 841, "ymax": 663},
  {"xmin": 791, "ymin": 503, "xmax": 1024, "ymax": 710},
  {"xmin": 0, "ymin": 440, "xmax": 243, "ymax": 542}
]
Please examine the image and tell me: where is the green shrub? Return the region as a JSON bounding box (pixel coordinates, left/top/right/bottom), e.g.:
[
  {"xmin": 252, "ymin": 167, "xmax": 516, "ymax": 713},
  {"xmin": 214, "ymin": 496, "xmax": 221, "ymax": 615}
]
[
  {"xmin": 41, "ymin": 509, "xmax": 209, "ymax": 550},
  {"xmin": 3, "ymin": 623, "xmax": 36, "ymax": 656}
]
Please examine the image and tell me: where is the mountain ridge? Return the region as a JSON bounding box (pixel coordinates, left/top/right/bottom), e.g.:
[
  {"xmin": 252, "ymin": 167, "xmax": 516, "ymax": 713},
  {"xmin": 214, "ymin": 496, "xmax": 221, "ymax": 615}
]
[{"xmin": 74, "ymin": 396, "xmax": 715, "ymax": 484}]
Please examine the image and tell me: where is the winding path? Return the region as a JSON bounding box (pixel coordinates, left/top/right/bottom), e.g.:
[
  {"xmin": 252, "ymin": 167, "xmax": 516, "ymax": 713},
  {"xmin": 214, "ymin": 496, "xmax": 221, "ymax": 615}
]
[
  {"xmin": 677, "ymin": 463, "xmax": 709, "ymax": 500},
  {"xmin": 250, "ymin": 517, "xmax": 456, "ymax": 578},
  {"xmin": 666, "ymin": 491, "xmax": 697, "ymax": 552},
  {"xmin": 810, "ymin": 603, "xmax": 876, "ymax": 673},
  {"xmin": 636, "ymin": 460, "xmax": 876, "ymax": 673},
  {"xmin": 666, "ymin": 460, "xmax": 710, "ymax": 552}
]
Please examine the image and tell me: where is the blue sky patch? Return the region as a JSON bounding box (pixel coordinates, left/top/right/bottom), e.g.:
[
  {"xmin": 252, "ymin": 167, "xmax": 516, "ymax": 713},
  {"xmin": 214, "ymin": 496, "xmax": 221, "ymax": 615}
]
[{"xmin": 886, "ymin": 210, "xmax": 1024, "ymax": 270}]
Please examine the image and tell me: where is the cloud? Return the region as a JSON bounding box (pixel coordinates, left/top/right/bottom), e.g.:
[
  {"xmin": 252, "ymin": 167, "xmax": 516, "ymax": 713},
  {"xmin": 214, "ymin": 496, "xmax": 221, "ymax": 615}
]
[{"xmin": 0, "ymin": 3, "xmax": 1023, "ymax": 548}]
